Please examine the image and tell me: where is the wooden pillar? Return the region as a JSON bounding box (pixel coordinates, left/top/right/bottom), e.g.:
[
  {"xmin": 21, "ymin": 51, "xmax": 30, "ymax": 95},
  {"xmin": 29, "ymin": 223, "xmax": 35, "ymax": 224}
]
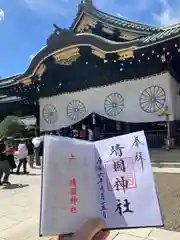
[
  {"xmin": 170, "ymin": 121, "xmax": 177, "ymax": 148},
  {"xmin": 165, "ymin": 120, "xmax": 177, "ymax": 149},
  {"xmin": 125, "ymin": 122, "xmax": 131, "ymax": 133},
  {"xmin": 35, "ymin": 100, "xmax": 41, "ymax": 166},
  {"xmin": 169, "ymin": 121, "xmax": 176, "ymax": 137}
]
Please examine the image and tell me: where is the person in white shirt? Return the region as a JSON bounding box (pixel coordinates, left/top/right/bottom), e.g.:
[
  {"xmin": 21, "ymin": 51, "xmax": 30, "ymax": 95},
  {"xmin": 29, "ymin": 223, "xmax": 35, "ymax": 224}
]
[
  {"xmin": 88, "ymin": 128, "xmax": 94, "ymax": 141},
  {"xmin": 32, "ymin": 137, "xmax": 41, "ymax": 148},
  {"xmin": 16, "ymin": 140, "xmax": 28, "ymax": 174}
]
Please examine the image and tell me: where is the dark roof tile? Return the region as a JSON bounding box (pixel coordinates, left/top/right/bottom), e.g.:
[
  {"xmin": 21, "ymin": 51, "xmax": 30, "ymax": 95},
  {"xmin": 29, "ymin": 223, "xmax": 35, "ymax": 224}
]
[
  {"xmin": 72, "ymin": 1, "xmax": 162, "ymax": 34},
  {"xmin": 141, "ymin": 26, "xmax": 180, "ymax": 45},
  {"xmin": 0, "ymin": 96, "xmax": 23, "ymax": 103}
]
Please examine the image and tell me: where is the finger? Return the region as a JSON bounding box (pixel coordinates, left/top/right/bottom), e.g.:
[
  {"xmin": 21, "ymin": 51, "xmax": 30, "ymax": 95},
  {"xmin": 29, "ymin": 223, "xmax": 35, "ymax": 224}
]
[
  {"xmin": 50, "ymin": 236, "xmax": 63, "ymax": 240},
  {"xmin": 50, "ymin": 236, "xmax": 60, "ymax": 240},
  {"xmin": 93, "ymin": 230, "xmax": 110, "ymax": 240},
  {"xmin": 73, "ymin": 218, "xmax": 105, "ymax": 240}
]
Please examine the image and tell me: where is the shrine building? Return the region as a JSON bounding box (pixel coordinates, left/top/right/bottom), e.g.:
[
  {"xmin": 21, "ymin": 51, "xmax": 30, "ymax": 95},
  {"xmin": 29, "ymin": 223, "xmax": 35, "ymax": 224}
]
[{"xmin": 1, "ymin": 0, "xmax": 180, "ymax": 147}]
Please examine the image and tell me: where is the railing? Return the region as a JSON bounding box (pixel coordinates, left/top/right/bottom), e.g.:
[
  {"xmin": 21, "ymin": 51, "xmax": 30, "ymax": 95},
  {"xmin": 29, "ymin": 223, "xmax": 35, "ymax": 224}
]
[
  {"xmin": 175, "ymin": 133, "xmax": 180, "ymax": 147},
  {"xmin": 145, "ymin": 131, "xmax": 166, "ymax": 148}
]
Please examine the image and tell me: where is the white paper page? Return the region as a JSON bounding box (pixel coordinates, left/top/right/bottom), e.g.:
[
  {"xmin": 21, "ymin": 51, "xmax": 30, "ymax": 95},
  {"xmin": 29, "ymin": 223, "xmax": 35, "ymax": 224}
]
[
  {"xmin": 94, "ymin": 131, "xmax": 163, "ymax": 229},
  {"xmin": 40, "ymin": 136, "xmax": 101, "ymax": 236}
]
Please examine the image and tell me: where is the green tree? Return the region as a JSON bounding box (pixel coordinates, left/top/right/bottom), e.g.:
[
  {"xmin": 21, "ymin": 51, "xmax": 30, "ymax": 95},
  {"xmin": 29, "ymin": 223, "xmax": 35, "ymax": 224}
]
[{"xmin": 0, "ymin": 115, "xmax": 26, "ymax": 138}]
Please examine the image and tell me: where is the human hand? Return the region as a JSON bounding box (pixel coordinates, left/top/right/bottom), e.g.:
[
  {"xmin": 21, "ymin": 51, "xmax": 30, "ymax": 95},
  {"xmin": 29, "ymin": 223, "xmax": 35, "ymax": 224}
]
[{"xmin": 51, "ymin": 218, "xmax": 109, "ymax": 240}]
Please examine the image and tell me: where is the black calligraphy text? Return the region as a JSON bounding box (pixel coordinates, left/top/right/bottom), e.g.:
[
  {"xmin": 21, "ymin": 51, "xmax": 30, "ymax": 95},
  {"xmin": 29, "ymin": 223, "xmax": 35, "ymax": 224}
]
[
  {"xmin": 113, "ymin": 177, "xmax": 128, "ymax": 193},
  {"xmin": 135, "ymin": 152, "xmax": 146, "ymax": 170},
  {"xmin": 131, "ymin": 136, "xmax": 144, "ymax": 148},
  {"xmin": 96, "ymin": 156, "xmax": 107, "ymax": 219},
  {"xmin": 113, "ymin": 159, "xmax": 126, "ymax": 172},
  {"xmin": 110, "ymin": 144, "xmax": 124, "ymax": 157},
  {"xmin": 115, "ymin": 199, "xmax": 133, "ymax": 215}
]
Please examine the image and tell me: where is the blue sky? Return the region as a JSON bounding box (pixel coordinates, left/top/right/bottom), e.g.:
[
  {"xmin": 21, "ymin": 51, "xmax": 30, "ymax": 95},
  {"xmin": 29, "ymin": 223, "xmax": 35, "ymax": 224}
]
[{"xmin": 0, "ymin": 0, "xmax": 180, "ymax": 78}]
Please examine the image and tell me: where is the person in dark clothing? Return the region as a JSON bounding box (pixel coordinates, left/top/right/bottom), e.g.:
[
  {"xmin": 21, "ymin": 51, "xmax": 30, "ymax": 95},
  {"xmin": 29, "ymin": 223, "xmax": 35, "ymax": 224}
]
[
  {"xmin": 39, "ymin": 141, "xmax": 43, "ymax": 157},
  {"xmin": 73, "ymin": 129, "xmax": 79, "ymax": 139},
  {"xmin": 6, "ymin": 143, "xmax": 16, "ymax": 173},
  {"xmin": 0, "ymin": 139, "xmax": 11, "ymax": 185},
  {"xmin": 67, "ymin": 126, "xmax": 74, "ymax": 138},
  {"xmin": 16, "ymin": 158, "xmax": 27, "ymax": 174},
  {"xmin": 27, "ymin": 139, "xmax": 34, "ymax": 168}
]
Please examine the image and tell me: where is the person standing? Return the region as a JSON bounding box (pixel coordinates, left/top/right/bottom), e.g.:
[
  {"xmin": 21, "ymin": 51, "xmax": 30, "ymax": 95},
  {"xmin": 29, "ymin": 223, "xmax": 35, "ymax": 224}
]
[
  {"xmin": 5, "ymin": 142, "xmax": 16, "ymax": 173},
  {"xmin": 32, "ymin": 137, "xmax": 42, "ymax": 166},
  {"xmin": 73, "ymin": 129, "xmax": 79, "ymax": 139},
  {"xmin": 39, "ymin": 140, "xmax": 44, "ymax": 158},
  {"xmin": 68, "ymin": 126, "xmax": 74, "ymax": 138},
  {"xmin": 27, "ymin": 139, "xmax": 34, "ymax": 168},
  {"xmin": 88, "ymin": 127, "xmax": 94, "ymax": 141},
  {"xmin": 79, "ymin": 125, "xmax": 89, "ymax": 140},
  {"xmin": 0, "ymin": 139, "xmax": 11, "ymax": 185},
  {"xmin": 16, "ymin": 140, "xmax": 28, "ymax": 174}
]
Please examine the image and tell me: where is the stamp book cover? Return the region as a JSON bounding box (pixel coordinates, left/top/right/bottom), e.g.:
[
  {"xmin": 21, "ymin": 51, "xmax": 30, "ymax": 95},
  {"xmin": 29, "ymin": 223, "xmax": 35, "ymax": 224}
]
[{"xmin": 40, "ymin": 131, "xmax": 163, "ymax": 236}]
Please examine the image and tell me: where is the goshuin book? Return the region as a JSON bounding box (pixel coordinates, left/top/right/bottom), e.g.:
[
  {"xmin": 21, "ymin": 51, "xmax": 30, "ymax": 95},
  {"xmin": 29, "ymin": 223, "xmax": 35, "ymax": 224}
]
[{"xmin": 40, "ymin": 131, "xmax": 163, "ymax": 236}]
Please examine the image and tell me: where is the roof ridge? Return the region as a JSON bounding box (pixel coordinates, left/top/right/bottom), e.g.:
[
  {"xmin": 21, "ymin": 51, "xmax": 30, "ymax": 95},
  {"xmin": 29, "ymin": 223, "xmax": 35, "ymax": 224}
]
[
  {"xmin": 0, "ymin": 74, "xmax": 20, "ymax": 83},
  {"xmin": 163, "ymin": 22, "xmax": 180, "ymax": 29},
  {"xmin": 97, "ymin": 10, "xmax": 160, "ymax": 29},
  {"xmin": 81, "ymin": 0, "xmax": 93, "ymax": 5},
  {"xmin": 82, "ymin": 3, "xmax": 161, "ymax": 31}
]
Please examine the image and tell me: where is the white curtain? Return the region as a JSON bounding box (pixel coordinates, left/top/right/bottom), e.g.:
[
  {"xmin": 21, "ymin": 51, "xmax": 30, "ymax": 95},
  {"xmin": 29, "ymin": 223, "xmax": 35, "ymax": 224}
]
[{"xmin": 39, "ymin": 72, "xmax": 175, "ymax": 132}]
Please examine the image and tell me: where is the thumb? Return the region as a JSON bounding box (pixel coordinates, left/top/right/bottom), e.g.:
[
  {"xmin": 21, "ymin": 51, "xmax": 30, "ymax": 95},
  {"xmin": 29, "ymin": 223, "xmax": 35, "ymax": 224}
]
[
  {"xmin": 93, "ymin": 230, "xmax": 109, "ymax": 240},
  {"xmin": 72, "ymin": 218, "xmax": 105, "ymax": 240},
  {"xmin": 50, "ymin": 236, "xmax": 63, "ymax": 240}
]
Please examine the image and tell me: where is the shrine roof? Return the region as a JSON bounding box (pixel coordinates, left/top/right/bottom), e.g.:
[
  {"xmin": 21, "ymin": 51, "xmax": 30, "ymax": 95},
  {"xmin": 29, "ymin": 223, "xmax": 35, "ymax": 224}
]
[
  {"xmin": 140, "ymin": 25, "xmax": 180, "ymax": 45},
  {"xmin": 71, "ymin": 0, "xmax": 161, "ymax": 34},
  {"xmin": 163, "ymin": 23, "xmax": 180, "ymax": 29},
  {"xmin": 0, "ymin": 96, "xmax": 22, "ymax": 103},
  {"xmin": 0, "ymin": 24, "xmax": 180, "ymax": 92},
  {"xmin": 0, "ymin": 75, "xmax": 20, "ymax": 88}
]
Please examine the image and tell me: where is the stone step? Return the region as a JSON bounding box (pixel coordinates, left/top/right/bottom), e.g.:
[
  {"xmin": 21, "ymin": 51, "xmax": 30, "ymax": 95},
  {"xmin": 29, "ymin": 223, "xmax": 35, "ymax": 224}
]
[
  {"xmin": 151, "ymin": 162, "xmax": 180, "ymax": 168},
  {"xmin": 151, "ymin": 157, "xmax": 180, "ymax": 162},
  {"xmin": 150, "ymin": 150, "xmax": 180, "ymax": 156},
  {"xmin": 149, "ymin": 149, "xmax": 180, "ymax": 163},
  {"xmin": 151, "ymin": 159, "xmax": 180, "ymax": 163},
  {"xmin": 150, "ymin": 154, "xmax": 180, "ymax": 158}
]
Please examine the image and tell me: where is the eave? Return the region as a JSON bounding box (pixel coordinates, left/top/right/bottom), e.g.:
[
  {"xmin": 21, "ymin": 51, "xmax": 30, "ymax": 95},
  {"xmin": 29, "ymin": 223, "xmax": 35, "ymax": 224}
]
[
  {"xmin": 0, "ymin": 75, "xmax": 20, "ymax": 88},
  {"xmin": 0, "ymin": 96, "xmax": 23, "ymax": 104},
  {"xmin": 71, "ymin": 1, "xmax": 162, "ymax": 35},
  {"xmin": 139, "ymin": 25, "xmax": 180, "ymax": 48},
  {"xmin": 70, "ymin": 7, "xmax": 84, "ymax": 30},
  {"xmin": 0, "ymin": 25, "xmax": 180, "ymax": 90},
  {"xmin": 18, "ymin": 30, "xmax": 180, "ymax": 80}
]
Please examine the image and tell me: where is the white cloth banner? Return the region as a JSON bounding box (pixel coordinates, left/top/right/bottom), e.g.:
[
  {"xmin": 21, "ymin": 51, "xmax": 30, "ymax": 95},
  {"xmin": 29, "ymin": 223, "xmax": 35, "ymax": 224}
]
[{"xmin": 39, "ymin": 72, "xmax": 175, "ymax": 131}]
